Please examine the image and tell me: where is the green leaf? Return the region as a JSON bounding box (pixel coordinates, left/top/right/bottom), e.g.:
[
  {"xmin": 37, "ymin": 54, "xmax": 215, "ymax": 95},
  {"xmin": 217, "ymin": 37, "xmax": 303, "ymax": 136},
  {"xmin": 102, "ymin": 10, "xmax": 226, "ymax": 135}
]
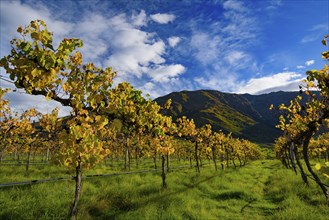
[
  {"xmin": 22, "ymin": 42, "xmax": 31, "ymax": 53},
  {"xmin": 56, "ymin": 59, "xmax": 64, "ymax": 67},
  {"xmin": 46, "ymin": 43, "xmax": 54, "ymax": 50},
  {"xmin": 10, "ymin": 73, "xmax": 15, "ymax": 81}
]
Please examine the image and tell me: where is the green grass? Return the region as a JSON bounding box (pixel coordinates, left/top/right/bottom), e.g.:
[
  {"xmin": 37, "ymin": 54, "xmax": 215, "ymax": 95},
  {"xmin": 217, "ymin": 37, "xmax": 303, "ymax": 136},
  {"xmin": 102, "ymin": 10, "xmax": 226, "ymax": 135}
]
[{"xmin": 1, "ymin": 159, "xmax": 329, "ymax": 219}]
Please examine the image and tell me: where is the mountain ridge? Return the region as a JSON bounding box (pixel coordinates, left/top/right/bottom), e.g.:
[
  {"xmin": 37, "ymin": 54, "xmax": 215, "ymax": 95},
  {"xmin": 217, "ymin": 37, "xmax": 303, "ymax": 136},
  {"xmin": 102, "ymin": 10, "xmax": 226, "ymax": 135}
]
[{"xmin": 155, "ymin": 90, "xmax": 302, "ymax": 144}]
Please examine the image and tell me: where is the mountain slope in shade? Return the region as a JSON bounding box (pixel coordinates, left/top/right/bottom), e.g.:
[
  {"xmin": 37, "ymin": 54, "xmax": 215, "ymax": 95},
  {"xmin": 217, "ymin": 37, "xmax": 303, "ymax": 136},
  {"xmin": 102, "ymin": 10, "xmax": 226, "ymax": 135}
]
[{"xmin": 155, "ymin": 90, "xmax": 301, "ymax": 144}]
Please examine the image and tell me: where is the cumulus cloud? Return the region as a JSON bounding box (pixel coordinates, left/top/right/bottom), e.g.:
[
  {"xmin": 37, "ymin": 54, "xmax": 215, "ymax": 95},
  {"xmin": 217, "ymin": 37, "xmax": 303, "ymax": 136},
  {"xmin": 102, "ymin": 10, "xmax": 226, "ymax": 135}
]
[
  {"xmin": 147, "ymin": 64, "xmax": 185, "ymax": 83},
  {"xmin": 236, "ymin": 72, "xmax": 303, "ymax": 94},
  {"xmin": 296, "ymin": 65, "xmax": 305, "ymax": 69},
  {"xmin": 168, "ymin": 36, "xmax": 181, "ymax": 47},
  {"xmin": 104, "ymin": 14, "xmax": 167, "ymax": 78},
  {"xmin": 100, "ymin": 12, "xmax": 184, "ymax": 85},
  {"xmin": 150, "ymin": 13, "xmax": 175, "ymax": 24},
  {"xmin": 72, "ymin": 14, "xmax": 110, "ymax": 63},
  {"xmin": 305, "ymin": 59, "xmax": 315, "ymax": 66}
]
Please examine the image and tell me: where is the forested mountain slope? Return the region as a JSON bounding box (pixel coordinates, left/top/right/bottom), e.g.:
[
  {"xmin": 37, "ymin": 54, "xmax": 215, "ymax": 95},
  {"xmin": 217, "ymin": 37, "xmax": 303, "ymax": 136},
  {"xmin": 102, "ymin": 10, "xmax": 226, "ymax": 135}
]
[{"xmin": 155, "ymin": 90, "xmax": 302, "ymax": 143}]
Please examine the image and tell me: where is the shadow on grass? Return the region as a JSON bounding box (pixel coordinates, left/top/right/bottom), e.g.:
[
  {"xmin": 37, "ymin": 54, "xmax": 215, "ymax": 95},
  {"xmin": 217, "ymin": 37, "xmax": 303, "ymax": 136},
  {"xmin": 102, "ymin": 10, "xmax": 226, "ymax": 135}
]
[
  {"xmin": 213, "ymin": 190, "xmax": 252, "ymax": 200},
  {"xmin": 87, "ymin": 173, "xmax": 220, "ymax": 219},
  {"xmin": 240, "ymin": 198, "xmax": 257, "ymax": 213},
  {"xmin": 297, "ymin": 192, "xmax": 324, "ymax": 206}
]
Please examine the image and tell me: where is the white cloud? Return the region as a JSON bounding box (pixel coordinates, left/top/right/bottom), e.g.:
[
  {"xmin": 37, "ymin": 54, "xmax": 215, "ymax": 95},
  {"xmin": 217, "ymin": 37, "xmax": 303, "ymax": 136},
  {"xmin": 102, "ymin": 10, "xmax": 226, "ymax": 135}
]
[
  {"xmin": 104, "ymin": 14, "xmax": 167, "ymax": 77},
  {"xmin": 310, "ymin": 24, "xmax": 327, "ymax": 31},
  {"xmin": 194, "ymin": 71, "xmax": 240, "ymax": 92},
  {"xmin": 190, "ymin": 32, "xmax": 221, "ymax": 65},
  {"xmin": 0, "ymin": 74, "xmax": 71, "ymax": 117},
  {"xmin": 168, "ymin": 36, "xmax": 181, "ymax": 47},
  {"xmin": 143, "ymin": 82, "xmax": 155, "ymax": 91},
  {"xmin": 225, "ymin": 51, "xmax": 246, "ymax": 65},
  {"xmin": 301, "ymin": 35, "xmax": 319, "ymax": 44},
  {"xmin": 0, "ymin": 1, "xmax": 72, "ymax": 36},
  {"xmin": 305, "ymin": 59, "xmax": 315, "ymax": 66},
  {"xmin": 150, "ymin": 13, "xmax": 175, "ymax": 24},
  {"xmin": 223, "ymin": 0, "xmax": 247, "ymax": 12},
  {"xmin": 147, "ymin": 64, "xmax": 185, "ymax": 82},
  {"xmin": 131, "ymin": 10, "xmax": 147, "ymax": 26},
  {"xmin": 236, "ymin": 72, "xmax": 303, "ymax": 94},
  {"xmin": 300, "ymin": 23, "xmax": 327, "ymax": 44},
  {"xmin": 266, "ymin": 0, "xmax": 283, "ymax": 10},
  {"xmin": 296, "ymin": 65, "xmax": 305, "ymax": 69},
  {"xmin": 138, "ymin": 77, "xmax": 194, "ymax": 99},
  {"xmin": 75, "ymin": 14, "xmax": 108, "ymax": 39},
  {"xmin": 5, "ymin": 91, "xmax": 72, "ymax": 117},
  {"xmin": 72, "ymin": 14, "xmax": 110, "ymax": 63}
]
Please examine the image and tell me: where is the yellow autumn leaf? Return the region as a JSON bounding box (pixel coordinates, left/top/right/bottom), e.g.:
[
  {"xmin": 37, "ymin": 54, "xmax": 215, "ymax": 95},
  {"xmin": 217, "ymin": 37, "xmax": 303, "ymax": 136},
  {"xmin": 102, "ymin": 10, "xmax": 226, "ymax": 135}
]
[
  {"xmin": 31, "ymin": 68, "xmax": 40, "ymax": 77},
  {"xmin": 62, "ymin": 83, "xmax": 69, "ymax": 91},
  {"xmin": 315, "ymin": 163, "xmax": 321, "ymax": 170},
  {"xmin": 45, "ymin": 91, "xmax": 52, "ymax": 101},
  {"xmin": 95, "ymin": 115, "xmax": 101, "ymax": 122},
  {"xmin": 96, "ymin": 116, "xmax": 108, "ymax": 129}
]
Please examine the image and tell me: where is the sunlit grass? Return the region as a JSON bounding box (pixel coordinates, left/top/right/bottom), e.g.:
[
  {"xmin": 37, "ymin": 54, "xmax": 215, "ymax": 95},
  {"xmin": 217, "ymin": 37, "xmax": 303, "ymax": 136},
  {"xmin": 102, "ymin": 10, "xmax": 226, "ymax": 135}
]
[{"xmin": 1, "ymin": 159, "xmax": 328, "ymax": 219}]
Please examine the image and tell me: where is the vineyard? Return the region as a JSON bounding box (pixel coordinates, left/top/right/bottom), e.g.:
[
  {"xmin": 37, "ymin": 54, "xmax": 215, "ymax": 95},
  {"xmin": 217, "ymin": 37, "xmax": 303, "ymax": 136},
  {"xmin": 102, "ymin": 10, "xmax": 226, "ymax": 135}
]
[{"xmin": 0, "ymin": 20, "xmax": 329, "ymax": 219}]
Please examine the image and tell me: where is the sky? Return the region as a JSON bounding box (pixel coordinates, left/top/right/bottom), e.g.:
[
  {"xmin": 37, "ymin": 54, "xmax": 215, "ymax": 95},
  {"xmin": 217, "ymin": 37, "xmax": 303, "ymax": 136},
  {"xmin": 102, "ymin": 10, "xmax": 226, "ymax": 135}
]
[{"xmin": 0, "ymin": 0, "xmax": 328, "ymax": 116}]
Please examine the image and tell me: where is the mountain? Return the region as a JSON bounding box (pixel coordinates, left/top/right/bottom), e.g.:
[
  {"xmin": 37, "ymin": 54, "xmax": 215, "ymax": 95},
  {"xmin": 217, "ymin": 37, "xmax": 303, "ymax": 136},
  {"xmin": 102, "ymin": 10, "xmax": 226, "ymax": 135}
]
[{"xmin": 155, "ymin": 90, "xmax": 302, "ymax": 144}]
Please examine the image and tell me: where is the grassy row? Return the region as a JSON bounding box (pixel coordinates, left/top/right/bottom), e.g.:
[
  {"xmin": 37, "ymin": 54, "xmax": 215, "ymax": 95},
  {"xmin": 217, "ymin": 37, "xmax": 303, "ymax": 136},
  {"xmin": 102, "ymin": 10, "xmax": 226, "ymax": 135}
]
[
  {"xmin": 1, "ymin": 160, "xmax": 328, "ymax": 219},
  {"xmin": 0, "ymin": 157, "xmax": 195, "ymax": 183}
]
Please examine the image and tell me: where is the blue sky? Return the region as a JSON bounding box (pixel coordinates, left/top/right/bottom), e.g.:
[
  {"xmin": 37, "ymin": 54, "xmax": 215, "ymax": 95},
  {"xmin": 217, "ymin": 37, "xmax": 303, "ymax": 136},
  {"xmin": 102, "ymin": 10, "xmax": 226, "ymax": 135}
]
[{"xmin": 0, "ymin": 0, "xmax": 328, "ymax": 116}]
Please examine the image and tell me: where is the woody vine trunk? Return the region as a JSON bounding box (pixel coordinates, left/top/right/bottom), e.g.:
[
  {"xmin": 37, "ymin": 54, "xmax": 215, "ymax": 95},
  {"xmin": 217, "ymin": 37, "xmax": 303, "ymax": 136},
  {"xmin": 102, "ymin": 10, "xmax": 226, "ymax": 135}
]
[{"xmin": 69, "ymin": 157, "xmax": 82, "ymax": 219}]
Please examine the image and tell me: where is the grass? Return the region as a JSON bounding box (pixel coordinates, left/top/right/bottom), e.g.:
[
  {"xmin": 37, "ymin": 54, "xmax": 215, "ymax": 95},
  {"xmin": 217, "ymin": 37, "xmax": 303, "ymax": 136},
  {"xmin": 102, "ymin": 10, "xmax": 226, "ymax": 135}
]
[{"xmin": 1, "ymin": 159, "xmax": 329, "ymax": 219}]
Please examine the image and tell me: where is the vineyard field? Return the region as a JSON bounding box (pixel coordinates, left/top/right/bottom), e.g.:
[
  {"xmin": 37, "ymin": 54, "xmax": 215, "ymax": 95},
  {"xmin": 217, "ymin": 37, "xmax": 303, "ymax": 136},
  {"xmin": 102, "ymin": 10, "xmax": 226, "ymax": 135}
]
[
  {"xmin": 0, "ymin": 19, "xmax": 329, "ymax": 220},
  {"xmin": 1, "ymin": 159, "xmax": 328, "ymax": 220}
]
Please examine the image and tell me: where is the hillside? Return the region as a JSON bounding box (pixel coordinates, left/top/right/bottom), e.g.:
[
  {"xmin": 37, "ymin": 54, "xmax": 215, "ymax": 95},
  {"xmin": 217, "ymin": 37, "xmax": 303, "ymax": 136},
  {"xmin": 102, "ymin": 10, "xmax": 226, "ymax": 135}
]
[{"xmin": 155, "ymin": 90, "xmax": 302, "ymax": 144}]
